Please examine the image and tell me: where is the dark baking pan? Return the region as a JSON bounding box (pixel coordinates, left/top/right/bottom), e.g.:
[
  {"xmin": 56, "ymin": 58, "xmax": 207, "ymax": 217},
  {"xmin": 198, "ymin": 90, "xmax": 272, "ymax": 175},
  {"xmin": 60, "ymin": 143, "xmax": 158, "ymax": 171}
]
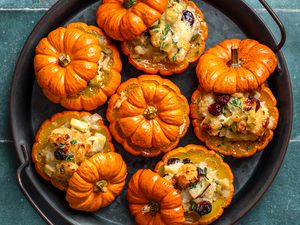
[{"xmin": 10, "ymin": 0, "xmax": 293, "ymax": 224}]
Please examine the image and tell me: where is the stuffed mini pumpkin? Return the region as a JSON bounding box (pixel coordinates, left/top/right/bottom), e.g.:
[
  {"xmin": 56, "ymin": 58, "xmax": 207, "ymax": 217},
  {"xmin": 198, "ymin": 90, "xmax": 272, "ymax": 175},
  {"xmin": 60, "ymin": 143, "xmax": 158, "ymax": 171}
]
[
  {"xmin": 66, "ymin": 152, "xmax": 127, "ymax": 211},
  {"xmin": 107, "ymin": 75, "xmax": 190, "ymax": 157},
  {"xmin": 196, "ymin": 39, "xmax": 277, "ymax": 94},
  {"xmin": 127, "ymin": 169, "xmax": 185, "ymax": 225},
  {"xmin": 32, "ymin": 111, "xmax": 114, "ymax": 191},
  {"xmin": 97, "ymin": 0, "xmax": 208, "ymax": 75},
  {"xmin": 190, "ymin": 84, "xmax": 279, "ymax": 158},
  {"xmin": 34, "ymin": 22, "xmax": 122, "ymax": 110},
  {"xmin": 155, "ymin": 144, "xmax": 234, "ymax": 225}
]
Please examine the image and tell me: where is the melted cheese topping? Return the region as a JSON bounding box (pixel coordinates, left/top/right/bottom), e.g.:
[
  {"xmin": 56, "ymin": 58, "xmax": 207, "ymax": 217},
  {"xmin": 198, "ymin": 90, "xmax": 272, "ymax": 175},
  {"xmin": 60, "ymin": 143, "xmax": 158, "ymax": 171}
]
[
  {"xmin": 163, "ymin": 160, "xmax": 230, "ymax": 213},
  {"xmin": 40, "ymin": 115, "xmax": 108, "ymax": 184},
  {"xmin": 128, "ymin": 0, "xmax": 205, "ymax": 64},
  {"xmin": 198, "ymin": 92, "xmax": 274, "ymax": 141}
]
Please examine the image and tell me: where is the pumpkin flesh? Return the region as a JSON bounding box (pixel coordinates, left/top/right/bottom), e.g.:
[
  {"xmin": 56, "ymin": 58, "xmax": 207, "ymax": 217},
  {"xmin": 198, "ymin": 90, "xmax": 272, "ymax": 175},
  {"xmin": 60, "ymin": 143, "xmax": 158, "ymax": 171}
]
[
  {"xmin": 191, "ymin": 85, "xmax": 279, "ymax": 157},
  {"xmin": 40, "ymin": 23, "xmax": 122, "ymax": 111},
  {"xmin": 32, "ymin": 111, "xmax": 115, "ymax": 191},
  {"xmin": 155, "ymin": 144, "xmax": 234, "ymax": 225},
  {"xmin": 107, "ymin": 75, "xmax": 190, "ymax": 157},
  {"xmin": 121, "ymin": 0, "xmax": 208, "ymax": 75}
]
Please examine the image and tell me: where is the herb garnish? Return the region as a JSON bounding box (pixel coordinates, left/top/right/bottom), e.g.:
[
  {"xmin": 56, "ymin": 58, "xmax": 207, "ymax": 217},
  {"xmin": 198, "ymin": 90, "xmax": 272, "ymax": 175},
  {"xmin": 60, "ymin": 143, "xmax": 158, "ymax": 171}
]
[
  {"xmin": 230, "ymin": 98, "xmax": 242, "ymax": 109},
  {"xmin": 191, "ymin": 202, "xmax": 197, "ymax": 211},
  {"xmin": 161, "ymin": 42, "xmax": 166, "ymax": 49},
  {"xmin": 150, "ymin": 24, "xmax": 159, "ymax": 29},
  {"xmin": 189, "ymin": 182, "xmax": 197, "ymax": 189},
  {"xmin": 246, "ymin": 145, "xmax": 253, "ymax": 150},
  {"xmin": 192, "ymin": 33, "xmax": 200, "ymax": 41},
  {"xmin": 153, "ymin": 30, "xmax": 159, "ymax": 33},
  {"xmin": 59, "ymin": 144, "xmax": 66, "ymax": 149},
  {"xmin": 70, "ymin": 140, "xmax": 77, "ymax": 145},
  {"xmin": 217, "ymin": 143, "xmax": 231, "ymax": 149},
  {"xmin": 66, "ymin": 154, "xmax": 74, "ymax": 162},
  {"xmin": 195, "ymin": 50, "xmax": 200, "ymax": 55}
]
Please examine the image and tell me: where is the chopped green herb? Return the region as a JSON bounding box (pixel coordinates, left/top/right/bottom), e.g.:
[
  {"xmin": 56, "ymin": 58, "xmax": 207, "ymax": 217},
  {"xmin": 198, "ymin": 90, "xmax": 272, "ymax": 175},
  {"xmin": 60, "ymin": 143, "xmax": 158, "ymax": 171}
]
[
  {"xmin": 133, "ymin": 57, "xmax": 142, "ymax": 62},
  {"xmin": 177, "ymin": 47, "xmax": 183, "ymax": 52},
  {"xmin": 192, "ymin": 33, "xmax": 200, "ymax": 41},
  {"xmin": 230, "ymin": 98, "xmax": 242, "ymax": 109},
  {"xmin": 195, "ymin": 50, "xmax": 200, "ymax": 55},
  {"xmin": 160, "ymin": 35, "xmax": 167, "ymax": 41},
  {"xmin": 66, "ymin": 154, "xmax": 74, "ymax": 162},
  {"xmin": 158, "ymin": 20, "xmax": 161, "ymax": 25},
  {"xmin": 172, "ymin": 38, "xmax": 178, "ymax": 45},
  {"xmin": 217, "ymin": 143, "xmax": 231, "ymax": 149},
  {"xmin": 246, "ymin": 145, "xmax": 253, "ymax": 150},
  {"xmin": 199, "ymin": 179, "xmax": 204, "ymax": 188},
  {"xmin": 150, "ymin": 24, "xmax": 160, "ymax": 29},
  {"xmin": 189, "ymin": 182, "xmax": 197, "ymax": 189},
  {"xmin": 191, "ymin": 202, "xmax": 197, "ymax": 211},
  {"xmin": 217, "ymin": 152, "xmax": 225, "ymax": 159},
  {"xmin": 59, "ymin": 144, "xmax": 66, "ymax": 149},
  {"xmin": 153, "ymin": 30, "xmax": 159, "ymax": 33},
  {"xmin": 161, "ymin": 42, "xmax": 166, "ymax": 49},
  {"xmin": 70, "ymin": 140, "xmax": 77, "ymax": 145},
  {"xmin": 172, "ymin": 54, "xmax": 177, "ymax": 62}
]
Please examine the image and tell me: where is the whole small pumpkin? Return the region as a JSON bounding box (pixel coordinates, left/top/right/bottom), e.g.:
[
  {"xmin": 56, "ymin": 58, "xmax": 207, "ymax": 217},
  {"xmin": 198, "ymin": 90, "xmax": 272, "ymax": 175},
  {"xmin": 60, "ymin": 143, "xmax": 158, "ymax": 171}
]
[
  {"xmin": 196, "ymin": 39, "xmax": 278, "ymax": 94},
  {"xmin": 66, "ymin": 152, "xmax": 127, "ymax": 211},
  {"xmin": 107, "ymin": 75, "xmax": 190, "ymax": 157},
  {"xmin": 127, "ymin": 169, "xmax": 185, "ymax": 225},
  {"xmin": 96, "ymin": 0, "xmax": 168, "ymax": 41},
  {"xmin": 34, "ymin": 22, "xmax": 122, "ymax": 110}
]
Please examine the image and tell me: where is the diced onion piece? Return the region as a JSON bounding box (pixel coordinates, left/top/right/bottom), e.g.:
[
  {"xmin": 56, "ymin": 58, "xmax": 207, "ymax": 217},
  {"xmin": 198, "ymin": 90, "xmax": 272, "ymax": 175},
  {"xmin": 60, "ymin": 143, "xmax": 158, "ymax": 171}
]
[
  {"xmin": 88, "ymin": 133, "xmax": 107, "ymax": 152},
  {"xmin": 70, "ymin": 118, "xmax": 89, "ymax": 133},
  {"xmin": 90, "ymin": 113, "xmax": 103, "ymax": 122}
]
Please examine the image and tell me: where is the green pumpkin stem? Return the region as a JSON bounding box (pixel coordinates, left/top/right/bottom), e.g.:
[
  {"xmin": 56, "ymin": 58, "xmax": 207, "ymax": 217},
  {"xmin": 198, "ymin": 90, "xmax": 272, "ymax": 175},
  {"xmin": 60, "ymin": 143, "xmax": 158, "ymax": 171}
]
[
  {"xmin": 94, "ymin": 180, "xmax": 108, "ymax": 193},
  {"xmin": 124, "ymin": 0, "xmax": 137, "ymax": 9},
  {"xmin": 228, "ymin": 47, "xmax": 242, "ymax": 68},
  {"xmin": 58, "ymin": 53, "xmax": 71, "ymax": 67}
]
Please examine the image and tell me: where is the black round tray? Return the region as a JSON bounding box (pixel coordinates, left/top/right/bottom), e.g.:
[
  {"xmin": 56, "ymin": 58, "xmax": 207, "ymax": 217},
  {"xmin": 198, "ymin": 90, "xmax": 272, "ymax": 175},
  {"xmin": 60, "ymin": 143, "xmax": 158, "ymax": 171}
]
[{"xmin": 10, "ymin": 0, "xmax": 293, "ymax": 224}]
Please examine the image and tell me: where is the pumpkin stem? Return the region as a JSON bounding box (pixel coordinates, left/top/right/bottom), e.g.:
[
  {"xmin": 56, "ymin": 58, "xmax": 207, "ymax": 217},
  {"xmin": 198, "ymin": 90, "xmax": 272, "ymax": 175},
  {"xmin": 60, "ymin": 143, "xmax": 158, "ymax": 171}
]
[
  {"xmin": 124, "ymin": 0, "xmax": 137, "ymax": 9},
  {"xmin": 58, "ymin": 53, "xmax": 71, "ymax": 67},
  {"xmin": 94, "ymin": 180, "xmax": 108, "ymax": 193},
  {"xmin": 143, "ymin": 106, "xmax": 157, "ymax": 120},
  {"xmin": 228, "ymin": 47, "xmax": 242, "ymax": 68},
  {"xmin": 142, "ymin": 201, "xmax": 160, "ymax": 214}
]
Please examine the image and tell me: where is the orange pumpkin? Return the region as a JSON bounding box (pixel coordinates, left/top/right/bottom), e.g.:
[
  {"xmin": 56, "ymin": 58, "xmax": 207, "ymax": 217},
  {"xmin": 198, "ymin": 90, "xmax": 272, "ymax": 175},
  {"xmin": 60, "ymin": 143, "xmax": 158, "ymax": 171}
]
[
  {"xmin": 32, "ymin": 111, "xmax": 115, "ymax": 191},
  {"xmin": 96, "ymin": 0, "xmax": 168, "ymax": 41},
  {"xmin": 107, "ymin": 75, "xmax": 190, "ymax": 157},
  {"xmin": 190, "ymin": 85, "xmax": 279, "ymax": 158},
  {"xmin": 196, "ymin": 39, "xmax": 277, "ymax": 94},
  {"xmin": 155, "ymin": 144, "xmax": 234, "ymax": 225},
  {"xmin": 66, "ymin": 152, "xmax": 127, "ymax": 211},
  {"xmin": 127, "ymin": 169, "xmax": 185, "ymax": 225},
  {"xmin": 121, "ymin": 0, "xmax": 208, "ymax": 75},
  {"xmin": 34, "ymin": 22, "xmax": 122, "ymax": 110}
]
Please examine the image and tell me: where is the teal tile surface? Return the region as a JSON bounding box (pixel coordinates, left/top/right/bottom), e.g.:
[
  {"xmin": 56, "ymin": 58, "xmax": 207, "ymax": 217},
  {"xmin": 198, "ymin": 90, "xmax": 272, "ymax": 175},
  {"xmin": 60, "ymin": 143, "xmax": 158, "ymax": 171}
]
[
  {"xmin": 0, "ymin": 0, "xmax": 299, "ymax": 225},
  {"xmin": 0, "ymin": 143, "xmax": 43, "ymax": 225},
  {"xmin": 0, "ymin": 11, "xmax": 45, "ymax": 139}
]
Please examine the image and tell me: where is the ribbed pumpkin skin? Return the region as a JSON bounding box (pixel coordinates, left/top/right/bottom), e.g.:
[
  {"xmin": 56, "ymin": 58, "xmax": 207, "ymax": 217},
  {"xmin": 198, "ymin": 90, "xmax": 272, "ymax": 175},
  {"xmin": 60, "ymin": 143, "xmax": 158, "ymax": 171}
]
[
  {"xmin": 32, "ymin": 111, "xmax": 115, "ymax": 191},
  {"xmin": 196, "ymin": 39, "xmax": 278, "ymax": 94},
  {"xmin": 127, "ymin": 169, "xmax": 185, "ymax": 225},
  {"xmin": 190, "ymin": 85, "xmax": 279, "ymax": 158},
  {"xmin": 155, "ymin": 144, "xmax": 234, "ymax": 225},
  {"xmin": 66, "ymin": 152, "xmax": 127, "ymax": 212},
  {"xmin": 34, "ymin": 22, "xmax": 101, "ymax": 98},
  {"xmin": 121, "ymin": 0, "xmax": 208, "ymax": 76},
  {"xmin": 96, "ymin": 0, "xmax": 168, "ymax": 41},
  {"xmin": 36, "ymin": 22, "xmax": 122, "ymax": 111},
  {"xmin": 106, "ymin": 75, "xmax": 190, "ymax": 157}
]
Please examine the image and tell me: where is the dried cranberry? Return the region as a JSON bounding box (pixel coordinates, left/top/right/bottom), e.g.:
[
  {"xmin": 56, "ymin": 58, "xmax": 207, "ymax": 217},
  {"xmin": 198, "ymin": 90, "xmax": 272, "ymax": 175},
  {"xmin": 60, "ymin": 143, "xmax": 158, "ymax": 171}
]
[
  {"xmin": 215, "ymin": 94, "xmax": 231, "ymax": 106},
  {"xmin": 202, "ymin": 123, "xmax": 212, "ymax": 131},
  {"xmin": 182, "ymin": 158, "xmax": 192, "ymax": 164},
  {"xmin": 194, "ymin": 201, "xmax": 212, "ymax": 216},
  {"xmin": 181, "ymin": 10, "xmax": 194, "ymax": 26},
  {"xmin": 167, "ymin": 158, "xmax": 180, "ymax": 165},
  {"xmin": 255, "ymin": 99, "xmax": 261, "ymax": 111},
  {"xmin": 208, "ymin": 103, "xmax": 222, "ymax": 116},
  {"xmin": 54, "ymin": 149, "xmax": 67, "ymax": 160},
  {"xmin": 144, "ymin": 29, "xmax": 150, "ymax": 38}
]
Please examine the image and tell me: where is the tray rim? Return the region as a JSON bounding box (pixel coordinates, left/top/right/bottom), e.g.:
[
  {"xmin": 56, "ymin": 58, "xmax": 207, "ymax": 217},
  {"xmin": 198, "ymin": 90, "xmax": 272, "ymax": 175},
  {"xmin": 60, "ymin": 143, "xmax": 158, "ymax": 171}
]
[{"xmin": 10, "ymin": 0, "xmax": 293, "ymax": 224}]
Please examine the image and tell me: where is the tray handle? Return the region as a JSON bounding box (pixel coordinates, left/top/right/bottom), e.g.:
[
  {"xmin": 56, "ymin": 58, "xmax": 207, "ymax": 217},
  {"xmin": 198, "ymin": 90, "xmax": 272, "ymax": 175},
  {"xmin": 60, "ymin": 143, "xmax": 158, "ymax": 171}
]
[
  {"xmin": 16, "ymin": 144, "xmax": 53, "ymax": 225},
  {"xmin": 259, "ymin": 0, "xmax": 286, "ymax": 53}
]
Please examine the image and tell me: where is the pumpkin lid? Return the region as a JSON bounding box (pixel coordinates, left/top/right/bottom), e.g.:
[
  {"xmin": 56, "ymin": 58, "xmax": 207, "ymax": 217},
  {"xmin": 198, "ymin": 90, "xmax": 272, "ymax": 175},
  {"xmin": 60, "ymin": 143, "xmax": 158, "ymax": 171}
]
[
  {"xmin": 34, "ymin": 22, "xmax": 103, "ymax": 98},
  {"xmin": 196, "ymin": 39, "xmax": 278, "ymax": 94},
  {"xmin": 155, "ymin": 144, "xmax": 234, "ymax": 224},
  {"xmin": 106, "ymin": 75, "xmax": 190, "ymax": 157},
  {"xmin": 96, "ymin": 0, "xmax": 168, "ymax": 41}
]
